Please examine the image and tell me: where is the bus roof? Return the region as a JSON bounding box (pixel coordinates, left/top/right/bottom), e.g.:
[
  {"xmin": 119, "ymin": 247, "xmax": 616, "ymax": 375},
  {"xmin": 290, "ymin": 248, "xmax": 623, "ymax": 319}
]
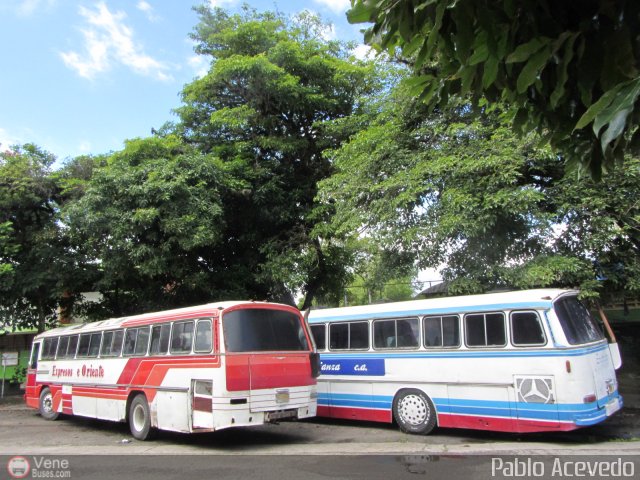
[
  {"xmin": 308, "ymin": 289, "xmax": 577, "ymax": 323},
  {"xmin": 34, "ymin": 300, "xmax": 298, "ymax": 339}
]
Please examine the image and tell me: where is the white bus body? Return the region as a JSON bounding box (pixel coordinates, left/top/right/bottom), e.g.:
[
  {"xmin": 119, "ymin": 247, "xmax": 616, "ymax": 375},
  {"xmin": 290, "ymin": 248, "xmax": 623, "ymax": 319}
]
[
  {"xmin": 25, "ymin": 301, "xmax": 319, "ymax": 440},
  {"xmin": 308, "ymin": 289, "xmax": 622, "ymax": 434}
]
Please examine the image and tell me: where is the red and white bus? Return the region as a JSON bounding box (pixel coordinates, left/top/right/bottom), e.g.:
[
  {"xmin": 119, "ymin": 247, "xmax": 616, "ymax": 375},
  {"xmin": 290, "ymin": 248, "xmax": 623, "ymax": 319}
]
[{"xmin": 25, "ymin": 301, "xmax": 319, "ymax": 440}]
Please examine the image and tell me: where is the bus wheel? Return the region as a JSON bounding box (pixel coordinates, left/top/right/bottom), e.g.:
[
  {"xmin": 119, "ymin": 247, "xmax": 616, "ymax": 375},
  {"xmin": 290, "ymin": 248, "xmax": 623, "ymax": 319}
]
[
  {"xmin": 39, "ymin": 387, "xmax": 60, "ymax": 421},
  {"xmin": 128, "ymin": 394, "xmax": 156, "ymax": 441},
  {"xmin": 393, "ymin": 389, "xmax": 436, "ymax": 435}
]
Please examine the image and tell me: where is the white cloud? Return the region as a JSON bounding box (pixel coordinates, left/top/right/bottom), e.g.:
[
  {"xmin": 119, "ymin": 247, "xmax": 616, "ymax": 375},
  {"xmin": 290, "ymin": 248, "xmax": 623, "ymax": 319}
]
[
  {"xmin": 352, "ymin": 43, "xmax": 375, "ymax": 60},
  {"xmin": 312, "ymin": 0, "xmax": 351, "ymax": 14},
  {"xmin": 77, "ymin": 141, "xmax": 93, "ymax": 154},
  {"xmin": 136, "ymin": 0, "xmax": 159, "ymax": 22},
  {"xmin": 208, "ymin": 0, "xmax": 240, "ymax": 8},
  {"xmin": 187, "ymin": 55, "xmax": 210, "ymax": 79},
  {"xmin": 60, "ymin": 2, "xmax": 171, "ymax": 81},
  {"xmin": 14, "ymin": 0, "xmax": 56, "ymax": 16},
  {"xmin": 0, "ymin": 127, "xmax": 21, "ymax": 152}
]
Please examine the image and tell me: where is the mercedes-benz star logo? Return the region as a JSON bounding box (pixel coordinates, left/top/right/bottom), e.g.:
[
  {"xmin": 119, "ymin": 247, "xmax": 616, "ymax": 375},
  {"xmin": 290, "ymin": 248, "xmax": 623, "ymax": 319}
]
[{"xmin": 517, "ymin": 378, "xmax": 553, "ymax": 404}]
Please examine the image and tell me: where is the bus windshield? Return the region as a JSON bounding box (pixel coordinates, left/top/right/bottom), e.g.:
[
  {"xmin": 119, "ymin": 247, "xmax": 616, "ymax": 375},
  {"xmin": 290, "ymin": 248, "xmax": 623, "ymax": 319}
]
[
  {"xmin": 223, "ymin": 308, "xmax": 309, "ymax": 352},
  {"xmin": 554, "ymin": 296, "xmax": 604, "ymax": 345}
]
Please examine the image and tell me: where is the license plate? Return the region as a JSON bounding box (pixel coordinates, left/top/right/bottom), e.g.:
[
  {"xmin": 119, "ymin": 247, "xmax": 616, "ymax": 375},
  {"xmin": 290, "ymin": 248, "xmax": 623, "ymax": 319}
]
[
  {"xmin": 605, "ymin": 398, "xmax": 620, "ymax": 416},
  {"xmin": 276, "ymin": 390, "xmax": 289, "ymax": 404},
  {"xmin": 266, "ymin": 409, "xmax": 297, "ymax": 421}
]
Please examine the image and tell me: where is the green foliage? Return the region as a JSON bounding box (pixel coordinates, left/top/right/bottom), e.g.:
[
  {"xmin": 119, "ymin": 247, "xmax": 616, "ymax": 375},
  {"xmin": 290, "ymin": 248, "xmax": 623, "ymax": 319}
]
[
  {"xmin": 0, "ymin": 145, "xmax": 73, "ymax": 331},
  {"xmin": 348, "ymin": 0, "xmax": 640, "ymax": 178},
  {"xmin": 65, "ymin": 136, "xmax": 230, "ymax": 315},
  {"xmin": 10, "ymin": 365, "xmax": 26, "ymax": 385},
  {"xmin": 319, "ymin": 78, "xmax": 640, "ymax": 300},
  {"xmin": 174, "ymin": 5, "xmax": 383, "ymax": 308}
]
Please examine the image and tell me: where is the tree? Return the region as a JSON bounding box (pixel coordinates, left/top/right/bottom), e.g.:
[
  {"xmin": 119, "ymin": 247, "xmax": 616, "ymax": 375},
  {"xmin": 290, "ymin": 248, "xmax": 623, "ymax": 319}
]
[
  {"xmin": 342, "ymin": 238, "xmax": 417, "ymax": 306},
  {"xmin": 319, "ymin": 80, "xmax": 640, "ymax": 299},
  {"xmin": 348, "ymin": 0, "xmax": 640, "ymax": 179},
  {"xmin": 64, "ymin": 136, "xmax": 230, "ymax": 316},
  {"xmin": 0, "ymin": 145, "xmax": 75, "ymax": 331},
  {"xmin": 174, "ymin": 6, "xmax": 382, "ymax": 308}
]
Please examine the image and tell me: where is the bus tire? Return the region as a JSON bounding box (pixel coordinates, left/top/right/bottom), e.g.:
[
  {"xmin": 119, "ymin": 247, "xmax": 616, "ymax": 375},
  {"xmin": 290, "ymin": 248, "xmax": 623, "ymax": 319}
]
[
  {"xmin": 393, "ymin": 389, "xmax": 436, "ymax": 435},
  {"xmin": 39, "ymin": 387, "xmax": 60, "ymax": 421},
  {"xmin": 128, "ymin": 394, "xmax": 156, "ymax": 441}
]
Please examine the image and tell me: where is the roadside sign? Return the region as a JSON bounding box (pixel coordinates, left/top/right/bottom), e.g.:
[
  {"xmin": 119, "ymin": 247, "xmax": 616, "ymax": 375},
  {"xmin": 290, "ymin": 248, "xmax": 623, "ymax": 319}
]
[{"xmin": 1, "ymin": 352, "xmax": 19, "ymax": 367}]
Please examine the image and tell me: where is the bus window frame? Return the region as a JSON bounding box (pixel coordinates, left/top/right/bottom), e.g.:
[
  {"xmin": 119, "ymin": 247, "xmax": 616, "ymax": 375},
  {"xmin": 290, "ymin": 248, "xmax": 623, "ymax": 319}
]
[
  {"xmin": 194, "ymin": 318, "xmax": 213, "ymax": 354},
  {"xmin": 149, "ymin": 323, "xmax": 172, "ymax": 356},
  {"xmin": 100, "ymin": 329, "xmax": 124, "ymax": 357},
  {"xmin": 328, "ymin": 320, "xmax": 370, "ymax": 351},
  {"xmin": 422, "ymin": 314, "xmax": 461, "ymax": 349},
  {"xmin": 463, "ymin": 311, "xmax": 507, "ymax": 348},
  {"xmin": 509, "ymin": 310, "xmax": 547, "ymax": 347},
  {"xmin": 170, "ymin": 320, "xmax": 195, "ymax": 355},
  {"xmin": 372, "ymin": 317, "xmax": 420, "ymax": 350}
]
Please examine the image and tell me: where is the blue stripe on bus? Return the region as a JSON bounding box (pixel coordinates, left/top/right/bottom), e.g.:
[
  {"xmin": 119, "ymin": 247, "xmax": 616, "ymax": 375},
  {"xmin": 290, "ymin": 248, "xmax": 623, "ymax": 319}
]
[
  {"xmin": 317, "ymin": 392, "xmax": 621, "ymax": 423},
  {"xmin": 308, "ymin": 301, "xmax": 553, "ymax": 323},
  {"xmin": 317, "ymin": 343, "xmax": 608, "ymax": 362}
]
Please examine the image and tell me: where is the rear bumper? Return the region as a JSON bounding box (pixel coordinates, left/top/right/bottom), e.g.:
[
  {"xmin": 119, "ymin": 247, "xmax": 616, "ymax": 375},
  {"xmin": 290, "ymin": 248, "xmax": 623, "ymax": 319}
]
[{"xmin": 574, "ymin": 394, "xmax": 623, "ymax": 426}]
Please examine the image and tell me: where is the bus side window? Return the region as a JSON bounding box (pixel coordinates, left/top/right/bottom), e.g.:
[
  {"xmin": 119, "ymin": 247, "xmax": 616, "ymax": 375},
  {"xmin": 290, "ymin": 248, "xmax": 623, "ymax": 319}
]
[
  {"xmin": 511, "ymin": 311, "xmax": 546, "ymax": 346},
  {"xmin": 171, "ymin": 321, "xmax": 194, "ymax": 354},
  {"xmin": 41, "ymin": 337, "xmax": 59, "ymax": 360},
  {"xmin": 465, "ymin": 312, "xmax": 506, "ymax": 347},
  {"xmin": 123, "ymin": 329, "xmax": 138, "ymax": 356},
  {"xmin": 66, "ymin": 335, "xmax": 79, "ymax": 359},
  {"xmin": 310, "ymin": 324, "xmax": 326, "ymax": 351},
  {"xmin": 329, "ymin": 321, "xmax": 369, "ymax": 350},
  {"xmin": 57, "ymin": 336, "xmax": 70, "ymax": 359},
  {"xmin": 424, "ymin": 315, "xmax": 460, "ymax": 348},
  {"xmin": 30, "ymin": 343, "xmax": 41, "ymax": 369},
  {"xmin": 101, "ymin": 330, "xmax": 124, "ymax": 357},
  {"xmin": 134, "ymin": 327, "xmax": 150, "ymax": 356},
  {"xmin": 194, "ymin": 319, "xmax": 212, "ymax": 353},
  {"xmin": 150, "ymin": 324, "xmax": 171, "ymax": 355},
  {"xmin": 77, "ymin": 334, "xmax": 91, "ymax": 357},
  {"xmin": 374, "ymin": 318, "xmax": 418, "ymax": 349},
  {"xmin": 88, "ymin": 333, "xmax": 102, "ymax": 357}
]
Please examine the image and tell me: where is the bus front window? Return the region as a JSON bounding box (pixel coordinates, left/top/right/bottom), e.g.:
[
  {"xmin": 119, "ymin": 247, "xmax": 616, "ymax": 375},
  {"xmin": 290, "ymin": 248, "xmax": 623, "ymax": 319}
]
[
  {"xmin": 223, "ymin": 308, "xmax": 309, "ymax": 352},
  {"xmin": 554, "ymin": 296, "xmax": 604, "ymax": 345}
]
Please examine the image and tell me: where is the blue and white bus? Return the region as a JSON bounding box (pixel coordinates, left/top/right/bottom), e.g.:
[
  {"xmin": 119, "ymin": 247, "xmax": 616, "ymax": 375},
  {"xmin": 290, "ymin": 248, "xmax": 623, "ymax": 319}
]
[{"xmin": 308, "ymin": 289, "xmax": 623, "ymax": 434}]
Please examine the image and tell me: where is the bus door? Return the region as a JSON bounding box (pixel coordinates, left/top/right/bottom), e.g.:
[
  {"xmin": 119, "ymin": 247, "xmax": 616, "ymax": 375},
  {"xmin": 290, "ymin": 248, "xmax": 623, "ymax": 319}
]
[
  {"xmin": 191, "ymin": 379, "xmax": 214, "ymax": 429},
  {"xmin": 24, "ymin": 342, "xmax": 40, "ymax": 409},
  {"xmin": 514, "ymin": 375, "xmax": 559, "ymax": 428}
]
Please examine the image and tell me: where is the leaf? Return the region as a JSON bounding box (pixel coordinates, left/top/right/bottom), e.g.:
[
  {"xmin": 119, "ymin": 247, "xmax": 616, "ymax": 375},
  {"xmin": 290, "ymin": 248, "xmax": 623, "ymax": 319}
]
[
  {"xmin": 574, "ymin": 87, "xmax": 621, "ymax": 130},
  {"xmin": 550, "ymin": 33, "xmax": 578, "ymax": 109},
  {"xmin": 506, "ymin": 38, "xmax": 550, "ymax": 64},
  {"xmin": 482, "ymin": 55, "xmax": 499, "ymax": 88},
  {"xmin": 469, "ymin": 43, "xmax": 489, "ymax": 66},
  {"xmin": 468, "ymin": 31, "xmax": 489, "ymax": 66},
  {"xmin": 346, "ymin": 2, "xmax": 374, "ymax": 24},
  {"xmin": 599, "ymin": 107, "xmax": 631, "ymax": 154},
  {"xmin": 592, "ymin": 77, "xmax": 640, "ymax": 135},
  {"xmin": 516, "ymin": 47, "xmax": 552, "ymax": 94},
  {"xmin": 424, "ymin": 1, "xmax": 446, "ymax": 62}
]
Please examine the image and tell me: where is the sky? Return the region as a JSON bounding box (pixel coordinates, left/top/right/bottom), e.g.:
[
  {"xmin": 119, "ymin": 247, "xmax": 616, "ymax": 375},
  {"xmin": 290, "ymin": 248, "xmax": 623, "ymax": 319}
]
[{"xmin": 0, "ymin": 0, "xmax": 366, "ymax": 163}]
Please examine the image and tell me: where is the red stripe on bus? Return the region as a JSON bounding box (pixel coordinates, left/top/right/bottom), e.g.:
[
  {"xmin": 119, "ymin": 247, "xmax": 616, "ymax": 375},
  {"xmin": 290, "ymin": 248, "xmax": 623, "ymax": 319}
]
[{"xmin": 317, "ymin": 405, "xmax": 392, "ymax": 423}]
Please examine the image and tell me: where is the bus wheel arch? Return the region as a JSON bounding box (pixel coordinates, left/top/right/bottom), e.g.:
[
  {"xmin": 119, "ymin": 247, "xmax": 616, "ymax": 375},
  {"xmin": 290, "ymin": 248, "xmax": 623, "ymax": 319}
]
[
  {"xmin": 127, "ymin": 392, "xmax": 156, "ymax": 441},
  {"xmin": 392, "ymin": 388, "xmax": 437, "ymax": 435},
  {"xmin": 38, "ymin": 386, "xmax": 60, "ymax": 421}
]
